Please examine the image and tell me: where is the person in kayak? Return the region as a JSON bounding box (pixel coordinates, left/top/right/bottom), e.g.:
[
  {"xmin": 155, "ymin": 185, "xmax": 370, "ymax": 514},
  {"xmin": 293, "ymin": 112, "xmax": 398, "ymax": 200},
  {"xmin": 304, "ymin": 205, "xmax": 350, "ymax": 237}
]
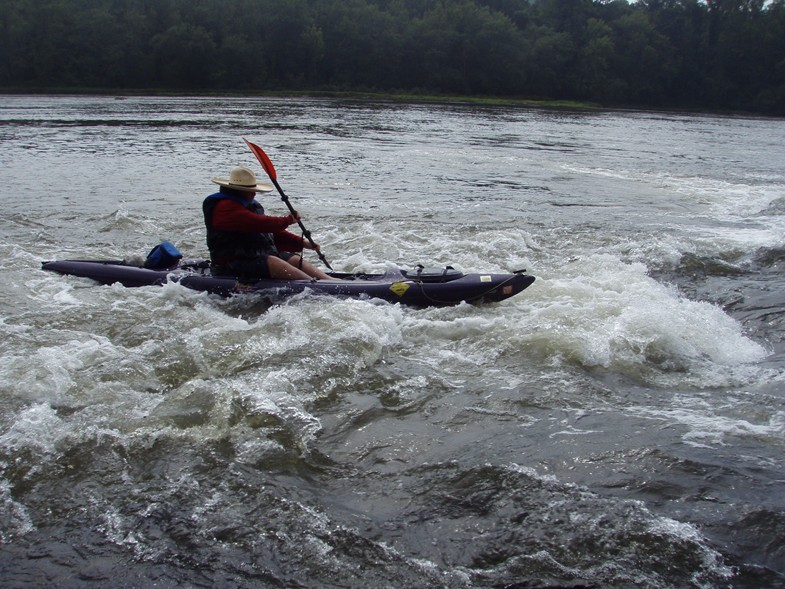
[{"xmin": 203, "ymin": 166, "xmax": 335, "ymax": 281}]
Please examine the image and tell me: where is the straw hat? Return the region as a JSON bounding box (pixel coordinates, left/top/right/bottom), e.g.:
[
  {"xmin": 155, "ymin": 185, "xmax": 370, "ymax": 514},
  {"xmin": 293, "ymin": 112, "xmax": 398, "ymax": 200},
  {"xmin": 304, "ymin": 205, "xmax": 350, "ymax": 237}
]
[{"xmin": 211, "ymin": 166, "xmax": 273, "ymax": 193}]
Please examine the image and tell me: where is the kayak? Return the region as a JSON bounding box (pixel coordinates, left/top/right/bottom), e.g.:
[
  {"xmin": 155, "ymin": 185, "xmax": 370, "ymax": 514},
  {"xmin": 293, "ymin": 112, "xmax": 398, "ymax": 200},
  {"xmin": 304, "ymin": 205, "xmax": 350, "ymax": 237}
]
[{"xmin": 41, "ymin": 259, "xmax": 535, "ymax": 306}]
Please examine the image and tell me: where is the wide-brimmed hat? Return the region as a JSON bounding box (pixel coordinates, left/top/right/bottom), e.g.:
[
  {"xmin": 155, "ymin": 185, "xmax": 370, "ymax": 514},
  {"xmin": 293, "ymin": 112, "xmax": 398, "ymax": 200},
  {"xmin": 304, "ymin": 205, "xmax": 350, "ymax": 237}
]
[{"xmin": 211, "ymin": 166, "xmax": 273, "ymax": 193}]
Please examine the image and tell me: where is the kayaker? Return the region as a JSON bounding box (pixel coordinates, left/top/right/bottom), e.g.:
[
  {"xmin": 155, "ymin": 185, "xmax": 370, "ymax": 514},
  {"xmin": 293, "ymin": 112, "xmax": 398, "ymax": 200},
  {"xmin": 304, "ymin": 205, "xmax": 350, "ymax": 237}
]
[{"xmin": 203, "ymin": 166, "xmax": 336, "ymax": 281}]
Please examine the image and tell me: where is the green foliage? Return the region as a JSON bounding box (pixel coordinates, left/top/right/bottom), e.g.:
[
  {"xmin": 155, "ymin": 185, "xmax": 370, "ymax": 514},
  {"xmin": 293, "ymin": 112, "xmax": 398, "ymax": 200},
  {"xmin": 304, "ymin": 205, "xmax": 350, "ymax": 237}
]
[{"xmin": 1, "ymin": 0, "xmax": 783, "ymax": 113}]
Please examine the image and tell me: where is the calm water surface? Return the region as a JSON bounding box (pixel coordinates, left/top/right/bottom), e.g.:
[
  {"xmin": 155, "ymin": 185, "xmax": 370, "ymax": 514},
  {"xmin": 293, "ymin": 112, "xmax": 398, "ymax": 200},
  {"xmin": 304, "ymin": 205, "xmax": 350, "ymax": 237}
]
[{"xmin": 1, "ymin": 95, "xmax": 785, "ymax": 588}]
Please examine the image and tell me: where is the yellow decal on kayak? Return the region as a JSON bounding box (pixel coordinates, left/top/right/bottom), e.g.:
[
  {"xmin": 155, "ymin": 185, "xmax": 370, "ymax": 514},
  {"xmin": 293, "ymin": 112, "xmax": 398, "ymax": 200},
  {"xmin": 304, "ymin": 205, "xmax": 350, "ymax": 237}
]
[
  {"xmin": 390, "ymin": 281, "xmax": 410, "ymax": 297},
  {"xmin": 480, "ymin": 275, "xmax": 492, "ymax": 282}
]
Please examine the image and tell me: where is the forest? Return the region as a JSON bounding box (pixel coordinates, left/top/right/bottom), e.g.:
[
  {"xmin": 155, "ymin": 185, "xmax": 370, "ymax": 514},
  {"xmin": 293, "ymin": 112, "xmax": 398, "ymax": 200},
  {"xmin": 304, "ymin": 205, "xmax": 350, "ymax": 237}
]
[{"xmin": 1, "ymin": 0, "xmax": 784, "ymax": 114}]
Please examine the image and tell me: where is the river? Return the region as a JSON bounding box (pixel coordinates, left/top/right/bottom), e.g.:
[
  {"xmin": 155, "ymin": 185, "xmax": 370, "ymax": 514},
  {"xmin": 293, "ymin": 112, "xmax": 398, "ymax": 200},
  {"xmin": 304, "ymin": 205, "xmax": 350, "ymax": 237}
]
[{"xmin": 1, "ymin": 95, "xmax": 784, "ymax": 588}]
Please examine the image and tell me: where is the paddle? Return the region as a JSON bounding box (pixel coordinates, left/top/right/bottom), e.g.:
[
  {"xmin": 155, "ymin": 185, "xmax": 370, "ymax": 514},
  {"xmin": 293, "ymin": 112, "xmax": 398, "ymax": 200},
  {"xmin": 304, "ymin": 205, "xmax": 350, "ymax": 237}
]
[{"xmin": 243, "ymin": 138, "xmax": 333, "ymax": 271}]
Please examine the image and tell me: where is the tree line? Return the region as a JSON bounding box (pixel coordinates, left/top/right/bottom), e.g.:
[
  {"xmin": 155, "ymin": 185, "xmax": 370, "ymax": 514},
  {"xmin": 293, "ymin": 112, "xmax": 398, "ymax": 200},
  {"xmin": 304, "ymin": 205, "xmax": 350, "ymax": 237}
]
[{"xmin": 1, "ymin": 0, "xmax": 784, "ymax": 114}]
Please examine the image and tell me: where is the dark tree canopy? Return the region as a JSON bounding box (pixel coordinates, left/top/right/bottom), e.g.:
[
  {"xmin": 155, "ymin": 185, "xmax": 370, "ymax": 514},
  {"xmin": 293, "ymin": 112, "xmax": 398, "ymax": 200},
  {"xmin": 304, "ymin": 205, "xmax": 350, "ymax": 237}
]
[{"xmin": 1, "ymin": 0, "xmax": 783, "ymax": 114}]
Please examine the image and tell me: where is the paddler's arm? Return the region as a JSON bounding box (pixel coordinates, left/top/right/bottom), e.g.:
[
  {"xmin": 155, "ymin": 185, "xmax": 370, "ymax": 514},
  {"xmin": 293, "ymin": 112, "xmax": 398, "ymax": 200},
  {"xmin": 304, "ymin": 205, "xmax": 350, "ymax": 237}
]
[
  {"xmin": 274, "ymin": 230, "xmax": 321, "ymax": 253},
  {"xmin": 211, "ymin": 199, "xmax": 295, "ymax": 232}
]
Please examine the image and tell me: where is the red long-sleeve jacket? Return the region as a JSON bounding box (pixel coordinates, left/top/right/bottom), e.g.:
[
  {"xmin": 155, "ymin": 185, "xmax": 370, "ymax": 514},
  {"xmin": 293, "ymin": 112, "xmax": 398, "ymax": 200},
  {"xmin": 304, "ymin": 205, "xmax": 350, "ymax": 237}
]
[
  {"xmin": 203, "ymin": 194, "xmax": 308, "ymax": 265},
  {"xmin": 209, "ymin": 199, "xmax": 305, "ymax": 253}
]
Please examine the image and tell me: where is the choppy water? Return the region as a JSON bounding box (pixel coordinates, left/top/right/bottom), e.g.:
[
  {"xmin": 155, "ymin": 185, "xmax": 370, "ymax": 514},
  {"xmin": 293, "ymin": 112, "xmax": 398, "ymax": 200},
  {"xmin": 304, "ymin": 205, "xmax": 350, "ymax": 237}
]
[{"xmin": 1, "ymin": 95, "xmax": 785, "ymax": 588}]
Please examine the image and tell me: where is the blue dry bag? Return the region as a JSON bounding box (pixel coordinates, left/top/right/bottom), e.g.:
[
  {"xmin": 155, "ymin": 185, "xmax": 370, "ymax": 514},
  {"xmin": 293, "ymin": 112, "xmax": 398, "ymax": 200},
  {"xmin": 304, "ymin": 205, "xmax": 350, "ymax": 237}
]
[{"xmin": 143, "ymin": 241, "xmax": 183, "ymax": 270}]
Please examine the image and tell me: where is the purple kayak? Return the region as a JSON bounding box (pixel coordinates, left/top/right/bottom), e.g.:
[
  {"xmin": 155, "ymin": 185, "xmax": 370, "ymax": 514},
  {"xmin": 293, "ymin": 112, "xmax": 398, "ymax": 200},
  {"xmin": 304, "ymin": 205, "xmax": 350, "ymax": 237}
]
[{"xmin": 41, "ymin": 259, "xmax": 535, "ymax": 307}]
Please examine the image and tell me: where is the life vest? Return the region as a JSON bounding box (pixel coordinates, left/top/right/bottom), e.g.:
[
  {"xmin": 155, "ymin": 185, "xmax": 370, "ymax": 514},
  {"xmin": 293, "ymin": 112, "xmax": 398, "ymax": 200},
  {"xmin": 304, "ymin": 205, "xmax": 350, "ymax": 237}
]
[{"xmin": 202, "ymin": 192, "xmax": 277, "ymax": 264}]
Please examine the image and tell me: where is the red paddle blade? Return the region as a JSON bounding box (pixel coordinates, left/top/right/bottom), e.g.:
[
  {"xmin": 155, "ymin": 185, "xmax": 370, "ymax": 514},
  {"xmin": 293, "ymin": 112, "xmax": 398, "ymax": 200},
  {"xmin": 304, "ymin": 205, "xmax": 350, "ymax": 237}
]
[{"xmin": 243, "ymin": 138, "xmax": 277, "ymax": 181}]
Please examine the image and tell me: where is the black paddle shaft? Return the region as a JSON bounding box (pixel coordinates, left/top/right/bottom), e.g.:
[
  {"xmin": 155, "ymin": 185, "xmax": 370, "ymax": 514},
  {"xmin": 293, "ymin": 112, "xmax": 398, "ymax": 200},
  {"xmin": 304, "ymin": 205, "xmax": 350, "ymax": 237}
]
[{"xmin": 270, "ymin": 177, "xmax": 333, "ymax": 271}]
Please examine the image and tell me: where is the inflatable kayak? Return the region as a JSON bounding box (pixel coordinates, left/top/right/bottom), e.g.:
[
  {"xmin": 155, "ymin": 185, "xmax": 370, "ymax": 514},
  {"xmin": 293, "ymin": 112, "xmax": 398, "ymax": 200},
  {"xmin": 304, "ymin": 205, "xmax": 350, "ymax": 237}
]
[{"xmin": 41, "ymin": 259, "xmax": 535, "ymax": 306}]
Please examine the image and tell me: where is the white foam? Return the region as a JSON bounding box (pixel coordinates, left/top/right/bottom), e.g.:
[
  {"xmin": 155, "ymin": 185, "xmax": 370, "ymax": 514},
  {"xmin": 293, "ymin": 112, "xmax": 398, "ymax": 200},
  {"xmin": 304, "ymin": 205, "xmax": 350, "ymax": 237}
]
[
  {"xmin": 2, "ymin": 336, "xmax": 124, "ymax": 403},
  {"xmin": 632, "ymin": 402, "xmax": 785, "ymax": 449},
  {"xmin": 510, "ymin": 254, "xmax": 766, "ymax": 384},
  {"xmin": 0, "ymin": 403, "xmax": 64, "ymax": 453},
  {"xmin": 647, "ymin": 517, "xmax": 735, "ymax": 586}
]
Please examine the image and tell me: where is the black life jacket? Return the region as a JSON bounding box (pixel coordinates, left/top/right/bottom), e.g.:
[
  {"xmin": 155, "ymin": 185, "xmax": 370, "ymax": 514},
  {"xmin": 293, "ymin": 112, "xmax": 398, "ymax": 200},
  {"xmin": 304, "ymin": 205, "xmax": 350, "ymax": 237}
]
[{"xmin": 202, "ymin": 191, "xmax": 277, "ymax": 263}]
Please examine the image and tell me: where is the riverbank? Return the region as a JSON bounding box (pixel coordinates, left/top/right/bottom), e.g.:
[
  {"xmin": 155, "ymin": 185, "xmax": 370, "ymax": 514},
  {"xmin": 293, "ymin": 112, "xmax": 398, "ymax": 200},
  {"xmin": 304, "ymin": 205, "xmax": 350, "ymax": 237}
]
[
  {"xmin": 5, "ymin": 86, "xmax": 779, "ymax": 118},
  {"xmin": 0, "ymin": 86, "xmax": 598, "ymax": 109}
]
